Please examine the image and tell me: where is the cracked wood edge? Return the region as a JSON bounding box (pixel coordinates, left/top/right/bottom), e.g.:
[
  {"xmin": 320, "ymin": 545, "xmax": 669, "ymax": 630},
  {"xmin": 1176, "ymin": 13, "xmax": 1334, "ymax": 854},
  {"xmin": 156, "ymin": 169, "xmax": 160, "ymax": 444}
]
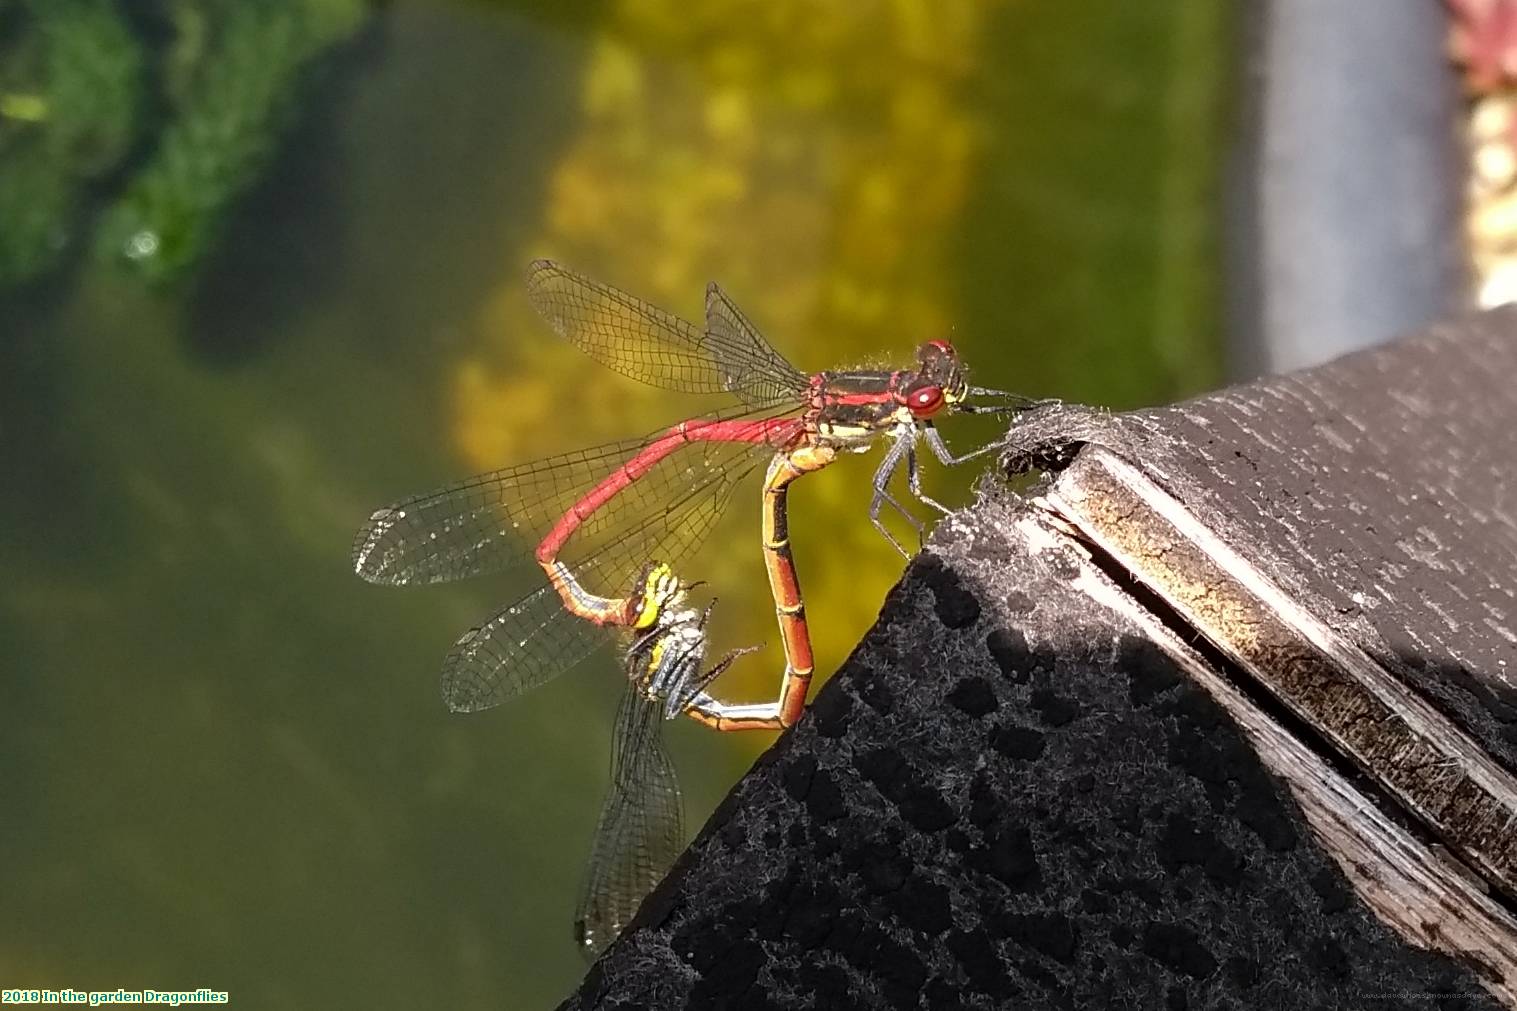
[
  {"xmin": 1042, "ymin": 446, "xmax": 1517, "ymax": 900},
  {"xmin": 1013, "ymin": 503, "xmax": 1517, "ymax": 1004}
]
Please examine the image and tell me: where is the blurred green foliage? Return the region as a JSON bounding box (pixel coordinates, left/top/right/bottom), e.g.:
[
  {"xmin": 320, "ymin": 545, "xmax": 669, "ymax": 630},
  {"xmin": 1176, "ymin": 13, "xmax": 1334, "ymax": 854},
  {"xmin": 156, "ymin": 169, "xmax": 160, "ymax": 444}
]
[
  {"xmin": 0, "ymin": 0, "xmax": 371, "ymax": 289},
  {"xmin": 0, "ymin": 0, "xmax": 142, "ymax": 285},
  {"xmin": 98, "ymin": 0, "xmax": 369, "ymax": 282}
]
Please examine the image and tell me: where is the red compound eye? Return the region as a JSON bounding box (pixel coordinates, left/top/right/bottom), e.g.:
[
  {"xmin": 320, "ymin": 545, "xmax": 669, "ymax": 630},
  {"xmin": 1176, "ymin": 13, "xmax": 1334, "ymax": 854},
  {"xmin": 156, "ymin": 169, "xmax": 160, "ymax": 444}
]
[
  {"xmin": 927, "ymin": 339, "xmax": 954, "ymax": 354},
  {"xmin": 906, "ymin": 385, "xmax": 945, "ymax": 417}
]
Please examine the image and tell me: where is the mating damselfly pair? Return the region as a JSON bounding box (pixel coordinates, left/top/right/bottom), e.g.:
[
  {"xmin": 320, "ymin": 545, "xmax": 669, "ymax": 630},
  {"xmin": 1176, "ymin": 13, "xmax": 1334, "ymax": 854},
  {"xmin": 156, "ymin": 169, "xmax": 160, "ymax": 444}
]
[{"xmin": 352, "ymin": 262, "xmax": 1050, "ymax": 956}]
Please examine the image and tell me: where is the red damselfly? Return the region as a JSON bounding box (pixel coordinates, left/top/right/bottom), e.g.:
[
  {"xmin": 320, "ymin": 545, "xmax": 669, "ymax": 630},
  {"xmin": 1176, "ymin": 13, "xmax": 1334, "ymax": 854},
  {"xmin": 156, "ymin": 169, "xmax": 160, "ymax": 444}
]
[{"xmin": 353, "ymin": 261, "xmax": 1049, "ymax": 730}]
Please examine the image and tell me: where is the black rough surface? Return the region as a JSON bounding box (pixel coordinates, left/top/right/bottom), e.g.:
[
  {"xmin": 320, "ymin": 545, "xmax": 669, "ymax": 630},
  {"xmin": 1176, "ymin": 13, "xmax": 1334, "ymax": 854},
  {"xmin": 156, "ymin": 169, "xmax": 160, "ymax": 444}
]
[{"xmin": 561, "ymin": 492, "xmax": 1500, "ymax": 1010}]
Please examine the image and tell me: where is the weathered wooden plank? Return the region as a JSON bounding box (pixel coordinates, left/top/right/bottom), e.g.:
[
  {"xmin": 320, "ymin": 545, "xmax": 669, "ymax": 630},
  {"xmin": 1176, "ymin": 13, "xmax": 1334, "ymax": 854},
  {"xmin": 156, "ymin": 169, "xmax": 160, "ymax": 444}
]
[
  {"xmin": 565, "ymin": 492, "xmax": 1502, "ymax": 1008},
  {"xmin": 567, "ymin": 307, "xmax": 1517, "ymax": 1008}
]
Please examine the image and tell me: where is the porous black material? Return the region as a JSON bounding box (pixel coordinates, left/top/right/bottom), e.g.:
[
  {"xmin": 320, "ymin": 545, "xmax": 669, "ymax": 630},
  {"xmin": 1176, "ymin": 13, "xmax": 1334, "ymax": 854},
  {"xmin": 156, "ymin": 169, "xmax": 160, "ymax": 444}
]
[
  {"xmin": 563, "ymin": 307, "xmax": 1517, "ymax": 1007},
  {"xmin": 562, "ymin": 491, "xmax": 1499, "ymax": 1010}
]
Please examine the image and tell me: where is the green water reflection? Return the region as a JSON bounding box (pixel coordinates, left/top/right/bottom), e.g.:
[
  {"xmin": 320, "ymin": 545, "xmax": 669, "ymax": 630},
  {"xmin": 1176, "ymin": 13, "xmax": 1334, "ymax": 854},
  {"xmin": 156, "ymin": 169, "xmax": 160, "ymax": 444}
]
[{"xmin": 0, "ymin": 2, "xmax": 1227, "ymax": 1007}]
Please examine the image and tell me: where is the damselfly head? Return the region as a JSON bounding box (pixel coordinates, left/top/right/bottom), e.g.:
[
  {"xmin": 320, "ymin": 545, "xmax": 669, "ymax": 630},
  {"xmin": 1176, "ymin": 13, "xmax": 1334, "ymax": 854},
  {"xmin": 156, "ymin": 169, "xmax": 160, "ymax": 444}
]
[
  {"xmin": 630, "ymin": 560, "xmax": 689, "ymax": 630},
  {"xmin": 901, "ymin": 339, "xmax": 970, "ymax": 419}
]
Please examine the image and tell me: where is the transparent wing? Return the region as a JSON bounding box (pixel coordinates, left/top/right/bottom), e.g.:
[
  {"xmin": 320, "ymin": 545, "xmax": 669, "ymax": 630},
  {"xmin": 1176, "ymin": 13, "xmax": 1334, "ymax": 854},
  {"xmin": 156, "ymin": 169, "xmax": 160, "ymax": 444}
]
[
  {"xmin": 438, "ymin": 582, "xmax": 599, "ymax": 713},
  {"xmin": 354, "ymin": 436, "xmax": 653, "ymax": 585},
  {"xmin": 430, "ymin": 433, "xmax": 778, "ymax": 712},
  {"xmin": 704, "ymin": 282, "xmax": 812, "ymax": 404},
  {"xmin": 574, "ymin": 682, "xmax": 683, "ymax": 959},
  {"xmin": 352, "ymin": 403, "xmax": 802, "ymax": 588},
  {"xmin": 527, "ymin": 260, "xmax": 809, "ymax": 406}
]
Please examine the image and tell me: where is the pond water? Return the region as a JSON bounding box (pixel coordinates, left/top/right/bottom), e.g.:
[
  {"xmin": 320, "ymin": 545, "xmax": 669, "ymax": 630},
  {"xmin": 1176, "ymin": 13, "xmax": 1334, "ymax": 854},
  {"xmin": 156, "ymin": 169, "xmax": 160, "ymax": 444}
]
[{"xmin": 0, "ymin": 1, "xmax": 1226, "ymax": 1006}]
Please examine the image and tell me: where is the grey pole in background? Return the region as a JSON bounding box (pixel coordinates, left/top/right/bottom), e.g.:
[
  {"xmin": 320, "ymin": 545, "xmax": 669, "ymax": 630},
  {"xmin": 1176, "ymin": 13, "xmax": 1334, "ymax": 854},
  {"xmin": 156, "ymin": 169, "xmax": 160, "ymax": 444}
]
[{"xmin": 1229, "ymin": 0, "xmax": 1468, "ymax": 378}]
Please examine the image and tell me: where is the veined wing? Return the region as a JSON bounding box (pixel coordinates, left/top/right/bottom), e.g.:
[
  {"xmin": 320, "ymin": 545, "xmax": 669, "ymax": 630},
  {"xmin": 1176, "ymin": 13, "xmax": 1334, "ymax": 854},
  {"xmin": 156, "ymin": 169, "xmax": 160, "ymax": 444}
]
[
  {"xmin": 574, "ymin": 682, "xmax": 683, "ymax": 958},
  {"xmin": 438, "ymin": 577, "xmax": 600, "ymax": 714},
  {"xmin": 431, "ymin": 426, "xmax": 783, "ymax": 712},
  {"xmin": 703, "ymin": 282, "xmax": 811, "ymax": 405},
  {"xmin": 527, "ymin": 260, "xmax": 809, "ymax": 406},
  {"xmin": 352, "ymin": 402, "xmax": 801, "ymax": 587}
]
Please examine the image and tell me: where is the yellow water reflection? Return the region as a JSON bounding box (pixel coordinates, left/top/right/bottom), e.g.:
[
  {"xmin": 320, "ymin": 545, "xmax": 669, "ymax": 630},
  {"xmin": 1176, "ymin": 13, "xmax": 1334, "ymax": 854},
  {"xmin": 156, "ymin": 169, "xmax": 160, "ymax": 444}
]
[{"xmin": 458, "ymin": 0, "xmax": 1004, "ymax": 713}]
